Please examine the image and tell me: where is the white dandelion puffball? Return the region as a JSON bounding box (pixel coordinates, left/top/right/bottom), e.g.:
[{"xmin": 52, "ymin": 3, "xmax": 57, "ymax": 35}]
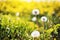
[
  {"xmin": 32, "ymin": 9, "xmax": 40, "ymax": 15},
  {"xmin": 41, "ymin": 16, "xmax": 47, "ymax": 22},
  {"xmin": 32, "ymin": 17, "xmax": 37, "ymax": 21},
  {"xmin": 31, "ymin": 30, "xmax": 40, "ymax": 38},
  {"xmin": 16, "ymin": 12, "xmax": 20, "ymax": 16}
]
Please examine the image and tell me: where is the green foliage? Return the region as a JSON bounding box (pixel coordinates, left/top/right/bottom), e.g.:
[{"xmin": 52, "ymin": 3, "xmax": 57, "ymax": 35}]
[
  {"xmin": 0, "ymin": 1, "xmax": 60, "ymax": 40},
  {"xmin": 0, "ymin": 12, "xmax": 60, "ymax": 40},
  {"xmin": 0, "ymin": 14, "xmax": 36, "ymax": 40}
]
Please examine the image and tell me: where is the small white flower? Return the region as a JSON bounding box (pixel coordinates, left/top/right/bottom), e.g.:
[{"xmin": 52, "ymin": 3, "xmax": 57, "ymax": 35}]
[
  {"xmin": 16, "ymin": 12, "xmax": 20, "ymax": 16},
  {"xmin": 32, "ymin": 9, "xmax": 39, "ymax": 15},
  {"xmin": 41, "ymin": 16, "xmax": 47, "ymax": 22},
  {"xmin": 31, "ymin": 30, "xmax": 40, "ymax": 38},
  {"xmin": 32, "ymin": 17, "xmax": 37, "ymax": 21}
]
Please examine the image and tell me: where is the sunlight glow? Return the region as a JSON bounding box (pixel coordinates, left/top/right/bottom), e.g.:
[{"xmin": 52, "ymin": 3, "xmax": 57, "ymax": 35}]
[
  {"xmin": 0, "ymin": 0, "xmax": 6, "ymax": 1},
  {"xmin": 20, "ymin": 0, "xmax": 32, "ymax": 2},
  {"xmin": 0, "ymin": 0, "xmax": 60, "ymax": 2},
  {"xmin": 19, "ymin": 0, "xmax": 59, "ymax": 2},
  {"xmin": 57, "ymin": 0, "xmax": 60, "ymax": 2},
  {"xmin": 33, "ymin": 0, "xmax": 41, "ymax": 2}
]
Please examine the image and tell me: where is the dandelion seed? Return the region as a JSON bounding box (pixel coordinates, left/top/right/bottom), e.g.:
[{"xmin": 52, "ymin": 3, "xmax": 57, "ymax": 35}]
[
  {"xmin": 32, "ymin": 9, "xmax": 39, "ymax": 15},
  {"xmin": 31, "ymin": 30, "xmax": 40, "ymax": 38},
  {"xmin": 41, "ymin": 16, "xmax": 47, "ymax": 22},
  {"xmin": 32, "ymin": 17, "xmax": 37, "ymax": 21}
]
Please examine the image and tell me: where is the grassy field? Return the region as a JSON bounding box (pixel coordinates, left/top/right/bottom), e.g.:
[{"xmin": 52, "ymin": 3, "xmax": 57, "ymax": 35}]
[{"xmin": 0, "ymin": 0, "xmax": 60, "ymax": 40}]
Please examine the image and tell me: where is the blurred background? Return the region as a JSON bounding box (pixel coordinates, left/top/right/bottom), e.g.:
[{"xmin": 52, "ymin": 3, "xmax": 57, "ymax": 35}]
[{"xmin": 0, "ymin": 0, "xmax": 60, "ymax": 40}]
